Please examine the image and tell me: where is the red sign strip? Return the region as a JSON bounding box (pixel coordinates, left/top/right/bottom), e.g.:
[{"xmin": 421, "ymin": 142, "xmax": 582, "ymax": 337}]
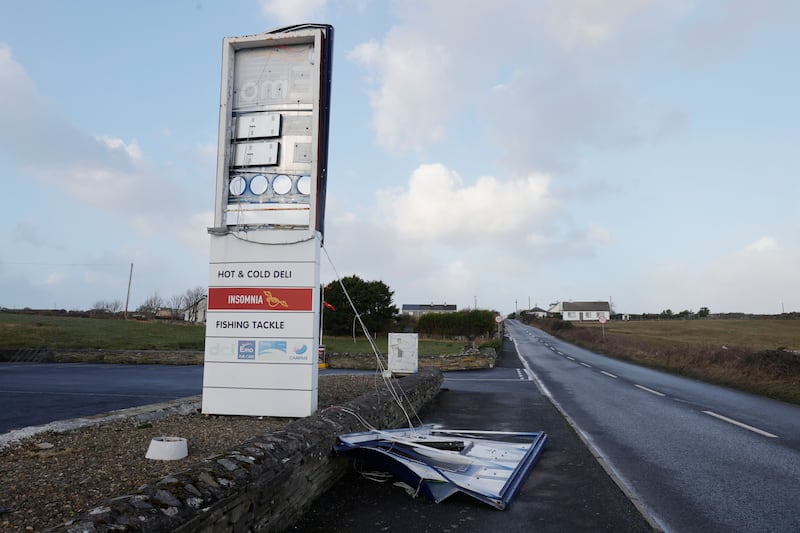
[{"xmin": 208, "ymin": 287, "xmax": 313, "ymax": 311}]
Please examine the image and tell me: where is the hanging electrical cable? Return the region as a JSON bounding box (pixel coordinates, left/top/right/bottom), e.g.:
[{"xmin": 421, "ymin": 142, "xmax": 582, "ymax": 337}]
[{"xmin": 322, "ymin": 245, "xmax": 424, "ymax": 432}]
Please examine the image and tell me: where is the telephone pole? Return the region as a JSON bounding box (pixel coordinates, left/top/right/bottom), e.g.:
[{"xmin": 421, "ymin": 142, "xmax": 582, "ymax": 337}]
[{"xmin": 124, "ymin": 263, "xmax": 133, "ymax": 319}]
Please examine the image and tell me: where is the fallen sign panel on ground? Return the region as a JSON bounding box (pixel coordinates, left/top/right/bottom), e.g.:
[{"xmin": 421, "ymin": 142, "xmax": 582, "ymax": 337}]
[{"xmin": 334, "ymin": 425, "xmax": 547, "ymax": 510}]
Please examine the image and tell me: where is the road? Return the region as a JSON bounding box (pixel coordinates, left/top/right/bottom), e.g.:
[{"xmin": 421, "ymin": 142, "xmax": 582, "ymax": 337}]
[
  {"xmin": 506, "ymin": 319, "xmax": 800, "ymax": 533},
  {"xmin": 0, "ymin": 363, "xmax": 203, "ymax": 433},
  {"xmin": 291, "ymin": 338, "xmax": 652, "ymax": 532}
]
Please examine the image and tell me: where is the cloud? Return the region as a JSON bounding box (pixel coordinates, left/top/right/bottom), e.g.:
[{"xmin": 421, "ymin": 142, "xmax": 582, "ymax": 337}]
[
  {"xmin": 196, "ymin": 142, "xmax": 218, "ymax": 162},
  {"xmin": 536, "ymin": 0, "xmax": 654, "ymax": 51},
  {"xmin": 349, "ymin": 32, "xmax": 457, "ymax": 153},
  {"xmin": 678, "ymin": 0, "xmax": 800, "ymax": 65},
  {"xmin": 0, "ymin": 43, "xmax": 210, "ymax": 253},
  {"xmin": 11, "ymin": 220, "xmax": 47, "ymax": 247},
  {"xmin": 350, "ymin": 1, "xmax": 797, "ymax": 175},
  {"xmin": 36, "ymin": 271, "xmax": 65, "ymax": 287},
  {"xmin": 635, "ymin": 236, "xmax": 798, "ymax": 314},
  {"xmin": 259, "ymin": 0, "xmax": 327, "ymax": 25},
  {"xmin": 0, "ymin": 45, "xmax": 144, "ymax": 205},
  {"xmin": 95, "ymin": 135, "xmax": 143, "ymax": 162},
  {"xmin": 484, "ymin": 67, "xmax": 641, "ymax": 172},
  {"xmin": 384, "ymin": 163, "xmax": 552, "ymax": 244},
  {"xmin": 747, "ymin": 236, "xmax": 778, "ymax": 253},
  {"xmin": 346, "ymin": 0, "xmax": 677, "ymax": 167}
]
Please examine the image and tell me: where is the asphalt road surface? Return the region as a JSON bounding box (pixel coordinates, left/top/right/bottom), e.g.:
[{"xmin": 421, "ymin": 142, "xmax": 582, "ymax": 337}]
[
  {"xmin": 291, "ymin": 337, "xmax": 651, "ymax": 532},
  {"xmin": 0, "ymin": 363, "xmax": 203, "ymax": 433},
  {"xmin": 506, "ymin": 319, "xmax": 800, "ymax": 533}
]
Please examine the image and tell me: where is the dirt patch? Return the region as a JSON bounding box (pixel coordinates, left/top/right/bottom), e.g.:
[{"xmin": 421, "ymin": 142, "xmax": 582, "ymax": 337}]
[{"xmin": 0, "ymin": 374, "xmax": 381, "ymax": 532}]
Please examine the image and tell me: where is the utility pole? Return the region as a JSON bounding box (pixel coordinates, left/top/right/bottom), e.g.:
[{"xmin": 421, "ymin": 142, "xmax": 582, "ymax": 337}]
[{"xmin": 124, "ymin": 263, "xmax": 133, "ymax": 320}]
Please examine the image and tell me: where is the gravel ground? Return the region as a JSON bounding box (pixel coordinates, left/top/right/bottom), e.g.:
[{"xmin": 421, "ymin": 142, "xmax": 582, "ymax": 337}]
[{"xmin": 0, "ymin": 374, "xmax": 381, "ymax": 532}]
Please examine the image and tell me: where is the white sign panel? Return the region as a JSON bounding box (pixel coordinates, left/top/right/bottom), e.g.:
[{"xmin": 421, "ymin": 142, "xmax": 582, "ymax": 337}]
[
  {"xmin": 206, "ymin": 311, "xmax": 314, "ymax": 338},
  {"xmin": 209, "ymin": 262, "xmax": 317, "ymax": 287},
  {"xmin": 388, "ymin": 333, "xmax": 419, "ymax": 374},
  {"xmin": 233, "ymin": 141, "xmax": 279, "ymax": 166},
  {"xmin": 235, "ymin": 113, "xmax": 281, "ymax": 139},
  {"xmin": 205, "ymin": 337, "xmax": 315, "ymax": 364}
]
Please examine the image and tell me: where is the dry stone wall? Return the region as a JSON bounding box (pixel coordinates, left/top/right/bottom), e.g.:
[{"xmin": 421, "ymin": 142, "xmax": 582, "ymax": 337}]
[
  {"xmin": 326, "ymin": 347, "xmax": 496, "ymax": 371},
  {"xmin": 47, "ymin": 367, "xmax": 443, "ymax": 533}
]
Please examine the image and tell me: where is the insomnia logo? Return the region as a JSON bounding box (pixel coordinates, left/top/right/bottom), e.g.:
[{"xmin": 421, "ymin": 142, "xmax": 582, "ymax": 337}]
[{"xmin": 237, "ymin": 340, "xmax": 256, "ymax": 360}]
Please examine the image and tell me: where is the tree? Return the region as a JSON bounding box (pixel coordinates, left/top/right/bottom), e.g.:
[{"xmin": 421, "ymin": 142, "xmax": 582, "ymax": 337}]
[
  {"xmin": 93, "ymin": 300, "xmax": 122, "ymax": 314},
  {"xmin": 184, "ymin": 286, "xmax": 206, "ymax": 307},
  {"xmin": 136, "ymin": 293, "xmax": 163, "ymax": 317},
  {"xmin": 167, "ymin": 294, "xmax": 186, "ymax": 319},
  {"xmin": 697, "ymin": 307, "xmax": 710, "ymax": 318},
  {"xmin": 322, "ymin": 275, "xmax": 398, "ymax": 336},
  {"xmin": 183, "ymin": 286, "xmax": 207, "ymax": 322}
]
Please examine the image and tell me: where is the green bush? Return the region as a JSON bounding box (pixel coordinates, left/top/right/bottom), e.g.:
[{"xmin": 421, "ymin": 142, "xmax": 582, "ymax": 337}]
[{"xmin": 416, "ymin": 309, "xmax": 497, "ymax": 338}]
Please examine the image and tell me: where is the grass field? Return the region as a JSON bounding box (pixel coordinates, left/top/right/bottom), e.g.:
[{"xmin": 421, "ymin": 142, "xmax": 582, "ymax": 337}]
[
  {"xmin": 0, "ymin": 313, "xmax": 477, "ymax": 355},
  {"xmin": 0, "ymin": 313, "xmax": 206, "ymax": 350},
  {"xmin": 586, "ymin": 319, "xmax": 800, "ymax": 351},
  {"xmin": 540, "ymin": 318, "xmax": 800, "ymax": 405}
]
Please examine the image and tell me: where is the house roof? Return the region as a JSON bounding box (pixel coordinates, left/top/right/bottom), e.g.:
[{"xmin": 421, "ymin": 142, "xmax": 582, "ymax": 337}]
[{"xmin": 562, "ymin": 301, "xmax": 611, "ymax": 312}]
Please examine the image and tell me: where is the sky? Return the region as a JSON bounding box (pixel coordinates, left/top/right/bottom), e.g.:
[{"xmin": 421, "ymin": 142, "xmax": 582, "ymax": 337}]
[{"xmin": 1, "ymin": 0, "xmax": 798, "ymax": 316}]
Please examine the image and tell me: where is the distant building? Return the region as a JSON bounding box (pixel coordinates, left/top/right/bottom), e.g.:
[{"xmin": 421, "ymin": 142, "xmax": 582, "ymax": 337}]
[
  {"xmin": 154, "ymin": 309, "xmax": 175, "ymax": 320},
  {"xmin": 183, "ymin": 295, "xmax": 208, "ymax": 323},
  {"xmin": 401, "ymin": 303, "xmax": 457, "ymax": 319},
  {"xmin": 521, "ymin": 306, "xmax": 548, "ymax": 319},
  {"xmin": 548, "ymin": 301, "xmax": 611, "ymax": 322}
]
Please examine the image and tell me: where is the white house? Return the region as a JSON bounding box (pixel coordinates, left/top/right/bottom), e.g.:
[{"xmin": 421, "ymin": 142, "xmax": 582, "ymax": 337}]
[
  {"xmin": 548, "ymin": 301, "xmax": 611, "ymax": 322},
  {"xmin": 183, "ymin": 295, "xmax": 208, "ymax": 323},
  {"xmin": 521, "ymin": 306, "xmax": 548, "ymax": 319}
]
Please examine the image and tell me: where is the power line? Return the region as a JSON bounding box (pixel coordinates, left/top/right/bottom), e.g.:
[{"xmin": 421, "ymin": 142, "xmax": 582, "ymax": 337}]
[{"xmin": 0, "ymin": 262, "xmax": 128, "ymax": 267}]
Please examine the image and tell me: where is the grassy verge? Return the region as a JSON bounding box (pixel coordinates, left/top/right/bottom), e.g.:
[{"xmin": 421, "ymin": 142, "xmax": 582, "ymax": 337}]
[{"xmin": 535, "ymin": 319, "xmax": 800, "ymax": 405}]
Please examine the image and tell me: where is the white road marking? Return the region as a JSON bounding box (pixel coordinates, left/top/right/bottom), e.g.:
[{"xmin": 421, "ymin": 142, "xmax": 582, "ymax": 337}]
[
  {"xmin": 634, "ymin": 384, "xmax": 665, "ymax": 397},
  {"xmin": 580, "ymin": 362, "xmax": 592, "ymax": 368},
  {"xmin": 515, "ymin": 368, "xmax": 532, "ymax": 381},
  {"xmin": 445, "ymin": 378, "xmax": 534, "ymax": 382},
  {"xmin": 600, "ymin": 371, "xmax": 618, "ymax": 378},
  {"xmin": 567, "ymin": 356, "xmax": 575, "ymax": 361},
  {"xmin": 702, "ymin": 410, "xmax": 779, "ymax": 439},
  {"xmin": 0, "ymin": 389, "xmax": 167, "ymax": 399}
]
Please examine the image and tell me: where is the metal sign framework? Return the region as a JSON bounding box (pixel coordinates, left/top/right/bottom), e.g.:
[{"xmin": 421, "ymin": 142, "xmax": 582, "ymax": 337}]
[{"xmin": 203, "ymin": 25, "xmax": 333, "ymax": 418}]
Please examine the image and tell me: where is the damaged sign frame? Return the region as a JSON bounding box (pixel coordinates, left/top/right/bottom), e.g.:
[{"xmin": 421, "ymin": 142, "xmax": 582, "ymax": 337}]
[{"xmin": 335, "ymin": 425, "xmax": 547, "ymax": 510}]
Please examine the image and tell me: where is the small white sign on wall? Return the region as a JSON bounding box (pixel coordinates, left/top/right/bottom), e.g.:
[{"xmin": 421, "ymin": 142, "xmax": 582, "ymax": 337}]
[{"xmin": 388, "ymin": 333, "xmax": 419, "ymax": 374}]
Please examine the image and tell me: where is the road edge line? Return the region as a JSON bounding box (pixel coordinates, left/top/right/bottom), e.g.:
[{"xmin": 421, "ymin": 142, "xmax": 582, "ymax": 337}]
[{"xmin": 510, "ymin": 331, "xmax": 666, "ymax": 533}]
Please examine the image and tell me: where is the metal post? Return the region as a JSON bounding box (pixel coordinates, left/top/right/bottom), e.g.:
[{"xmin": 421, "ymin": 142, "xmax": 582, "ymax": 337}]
[{"xmin": 124, "ymin": 263, "xmax": 133, "ymax": 320}]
